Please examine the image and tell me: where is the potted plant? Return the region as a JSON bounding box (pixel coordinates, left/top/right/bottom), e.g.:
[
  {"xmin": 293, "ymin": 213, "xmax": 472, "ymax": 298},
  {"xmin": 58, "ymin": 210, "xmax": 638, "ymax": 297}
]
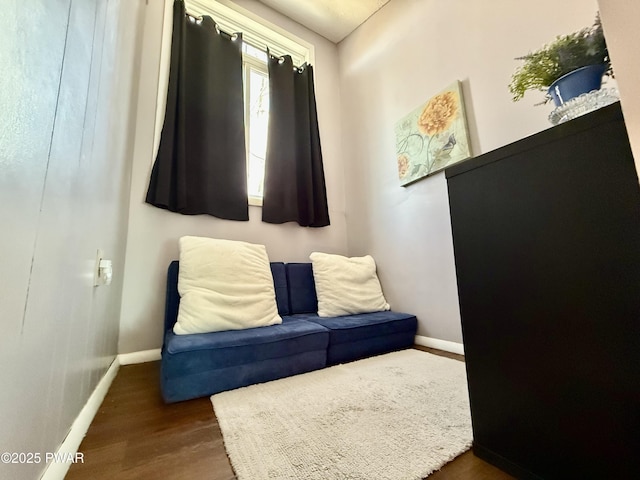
[{"xmin": 509, "ymin": 13, "xmax": 612, "ymax": 106}]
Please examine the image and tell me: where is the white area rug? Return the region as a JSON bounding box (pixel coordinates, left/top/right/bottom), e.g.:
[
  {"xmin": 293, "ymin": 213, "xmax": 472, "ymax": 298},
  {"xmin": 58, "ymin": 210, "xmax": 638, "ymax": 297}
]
[{"xmin": 211, "ymin": 349, "xmax": 472, "ymax": 479}]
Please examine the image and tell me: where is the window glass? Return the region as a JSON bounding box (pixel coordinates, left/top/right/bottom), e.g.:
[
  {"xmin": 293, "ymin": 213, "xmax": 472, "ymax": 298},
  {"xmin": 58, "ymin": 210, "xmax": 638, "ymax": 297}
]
[
  {"xmin": 246, "ymin": 66, "xmax": 269, "ymax": 202},
  {"xmin": 243, "ymin": 43, "xmax": 268, "ymax": 63}
]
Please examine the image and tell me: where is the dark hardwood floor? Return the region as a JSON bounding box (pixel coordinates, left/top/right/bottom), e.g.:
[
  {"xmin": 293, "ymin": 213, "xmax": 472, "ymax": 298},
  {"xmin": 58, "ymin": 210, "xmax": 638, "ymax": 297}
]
[{"xmin": 66, "ymin": 347, "xmax": 514, "ymax": 479}]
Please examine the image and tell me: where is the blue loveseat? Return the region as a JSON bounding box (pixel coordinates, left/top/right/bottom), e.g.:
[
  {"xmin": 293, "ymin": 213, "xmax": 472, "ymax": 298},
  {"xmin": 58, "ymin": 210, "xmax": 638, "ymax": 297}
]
[{"xmin": 161, "ymin": 261, "xmax": 417, "ymax": 403}]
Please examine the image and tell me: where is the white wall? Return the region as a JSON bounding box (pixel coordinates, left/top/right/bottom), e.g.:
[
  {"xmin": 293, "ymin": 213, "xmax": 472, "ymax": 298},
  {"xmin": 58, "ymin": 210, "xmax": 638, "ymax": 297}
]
[
  {"xmin": 599, "ymin": 0, "xmax": 640, "ymax": 182},
  {"xmin": 0, "ymin": 0, "xmax": 143, "ymax": 478},
  {"xmin": 118, "ymin": 0, "xmax": 348, "ymax": 354},
  {"xmin": 338, "ymin": 0, "xmax": 600, "ymax": 343}
]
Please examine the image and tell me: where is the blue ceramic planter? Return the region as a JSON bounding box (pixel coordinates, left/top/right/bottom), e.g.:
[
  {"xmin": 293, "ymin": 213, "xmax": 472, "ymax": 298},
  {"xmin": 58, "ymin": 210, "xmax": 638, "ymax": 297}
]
[{"xmin": 548, "ymin": 64, "xmax": 607, "ymax": 106}]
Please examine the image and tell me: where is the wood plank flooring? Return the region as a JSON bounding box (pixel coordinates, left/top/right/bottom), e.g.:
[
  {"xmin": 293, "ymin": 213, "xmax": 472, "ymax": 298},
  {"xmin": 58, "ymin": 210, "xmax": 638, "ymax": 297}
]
[{"xmin": 66, "ymin": 347, "xmax": 514, "ymax": 479}]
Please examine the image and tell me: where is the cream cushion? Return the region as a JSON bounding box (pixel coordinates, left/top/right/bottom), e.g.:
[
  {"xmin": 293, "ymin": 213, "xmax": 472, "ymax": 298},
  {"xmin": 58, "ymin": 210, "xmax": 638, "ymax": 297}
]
[
  {"xmin": 174, "ymin": 236, "xmax": 282, "ymax": 335},
  {"xmin": 309, "ymin": 252, "xmax": 390, "ymax": 317}
]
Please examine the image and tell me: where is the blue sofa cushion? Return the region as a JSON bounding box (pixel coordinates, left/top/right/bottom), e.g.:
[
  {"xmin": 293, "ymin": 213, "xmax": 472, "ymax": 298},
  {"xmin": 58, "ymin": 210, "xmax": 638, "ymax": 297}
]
[
  {"xmin": 293, "ymin": 311, "xmax": 417, "ymax": 345},
  {"xmin": 161, "ymin": 349, "xmax": 327, "ymax": 402},
  {"xmin": 270, "ymin": 262, "xmax": 290, "ymax": 316},
  {"xmin": 292, "ymin": 311, "xmax": 417, "ymax": 365},
  {"xmin": 286, "ymin": 263, "xmax": 318, "ymax": 314},
  {"xmin": 163, "ymin": 316, "xmax": 329, "ymax": 375}
]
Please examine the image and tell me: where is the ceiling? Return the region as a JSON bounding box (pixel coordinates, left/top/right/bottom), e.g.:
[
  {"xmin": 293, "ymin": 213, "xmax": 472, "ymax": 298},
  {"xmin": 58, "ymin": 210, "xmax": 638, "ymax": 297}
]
[{"xmin": 255, "ymin": 0, "xmax": 391, "ymax": 43}]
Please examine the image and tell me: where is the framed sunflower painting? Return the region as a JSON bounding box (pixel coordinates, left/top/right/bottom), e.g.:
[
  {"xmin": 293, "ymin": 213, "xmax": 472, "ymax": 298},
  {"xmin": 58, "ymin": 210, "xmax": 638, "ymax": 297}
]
[{"xmin": 395, "ymin": 81, "xmax": 471, "ymax": 186}]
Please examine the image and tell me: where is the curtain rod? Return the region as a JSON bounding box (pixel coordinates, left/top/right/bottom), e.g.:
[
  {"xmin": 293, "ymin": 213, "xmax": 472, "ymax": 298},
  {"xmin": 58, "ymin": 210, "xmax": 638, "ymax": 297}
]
[
  {"xmin": 185, "ymin": 11, "xmax": 203, "ymax": 22},
  {"xmin": 184, "ymin": 10, "xmax": 301, "ymax": 67}
]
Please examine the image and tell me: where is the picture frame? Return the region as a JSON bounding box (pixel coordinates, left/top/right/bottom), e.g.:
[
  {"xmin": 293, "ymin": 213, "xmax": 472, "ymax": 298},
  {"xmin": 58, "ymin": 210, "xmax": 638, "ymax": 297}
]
[{"xmin": 395, "ymin": 81, "xmax": 472, "ymax": 186}]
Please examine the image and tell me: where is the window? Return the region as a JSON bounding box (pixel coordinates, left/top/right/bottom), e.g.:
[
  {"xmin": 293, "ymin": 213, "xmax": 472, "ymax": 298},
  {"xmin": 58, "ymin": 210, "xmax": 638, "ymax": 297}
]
[
  {"xmin": 244, "ymin": 45, "xmax": 269, "ymax": 205},
  {"xmin": 186, "ymin": 0, "xmax": 313, "ymax": 205}
]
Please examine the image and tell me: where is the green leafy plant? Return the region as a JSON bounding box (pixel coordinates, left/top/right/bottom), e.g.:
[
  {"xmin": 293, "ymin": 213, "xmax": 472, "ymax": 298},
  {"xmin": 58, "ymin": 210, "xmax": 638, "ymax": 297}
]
[{"xmin": 509, "ymin": 13, "xmax": 612, "ymax": 103}]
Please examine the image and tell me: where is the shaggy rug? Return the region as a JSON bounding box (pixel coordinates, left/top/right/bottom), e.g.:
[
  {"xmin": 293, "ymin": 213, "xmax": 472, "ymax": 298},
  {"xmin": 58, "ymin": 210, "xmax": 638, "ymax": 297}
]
[{"xmin": 211, "ymin": 349, "xmax": 472, "ymax": 480}]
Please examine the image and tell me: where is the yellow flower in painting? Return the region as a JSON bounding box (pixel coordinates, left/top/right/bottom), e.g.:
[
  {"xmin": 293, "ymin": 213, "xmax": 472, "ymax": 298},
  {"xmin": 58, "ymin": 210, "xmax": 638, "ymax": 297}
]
[
  {"xmin": 397, "ymin": 154, "xmax": 409, "ymax": 178},
  {"xmin": 417, "ymin": 91, "xmax": 458, "ymax": 136}
]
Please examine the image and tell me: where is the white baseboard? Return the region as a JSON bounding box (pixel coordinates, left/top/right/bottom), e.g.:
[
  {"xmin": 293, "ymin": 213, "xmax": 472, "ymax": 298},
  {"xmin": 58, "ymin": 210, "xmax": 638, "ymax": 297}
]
[
  {"xmin": 40, "ymin": 357, "xmax": 120, "ymax": 480},
  {"xmin": 118, "ymin": 348, "xmax": 161, "ymax": 365},
  {"xmin": 38, "ymin": 347, "xmax": 160, "ymax": 479},
  {"xmin": 414, "ymin": 335, "xmax": 465, "ymax": 356}
]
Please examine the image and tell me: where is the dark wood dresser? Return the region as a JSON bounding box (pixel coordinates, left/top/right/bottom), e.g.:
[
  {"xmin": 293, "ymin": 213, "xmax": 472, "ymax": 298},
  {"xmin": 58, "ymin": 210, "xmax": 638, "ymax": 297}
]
[{"xmin": 446, "ymin": 102, "xmax": 640, "ymax": 479}]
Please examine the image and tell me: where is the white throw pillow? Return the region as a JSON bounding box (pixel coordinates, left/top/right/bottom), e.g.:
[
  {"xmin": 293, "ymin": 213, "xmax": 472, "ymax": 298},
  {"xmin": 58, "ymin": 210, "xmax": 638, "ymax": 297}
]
[
  {"xmin": 174, "ymin": 236, "xmax": 282, "ymax": 335},
  {"xmin": 309, "ymin": 252, "xmax": 390, "ymax": 317}
]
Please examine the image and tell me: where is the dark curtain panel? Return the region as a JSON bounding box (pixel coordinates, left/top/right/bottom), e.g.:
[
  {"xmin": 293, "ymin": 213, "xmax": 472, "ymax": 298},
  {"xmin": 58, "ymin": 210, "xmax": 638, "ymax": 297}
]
[
  {"xmin": 146, "ymin": 0, "xmax": 248, "ymax": 221},
  {"xmin": 262, "ymin": 55, "xmax": 330, "ymax": 227}
]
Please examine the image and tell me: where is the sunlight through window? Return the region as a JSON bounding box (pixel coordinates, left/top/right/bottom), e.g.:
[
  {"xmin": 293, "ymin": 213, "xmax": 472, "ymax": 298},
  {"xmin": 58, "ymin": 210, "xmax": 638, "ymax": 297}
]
[{"xmin": 246, "ymin": 66, "xmax": 269, "ymax": 203}]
